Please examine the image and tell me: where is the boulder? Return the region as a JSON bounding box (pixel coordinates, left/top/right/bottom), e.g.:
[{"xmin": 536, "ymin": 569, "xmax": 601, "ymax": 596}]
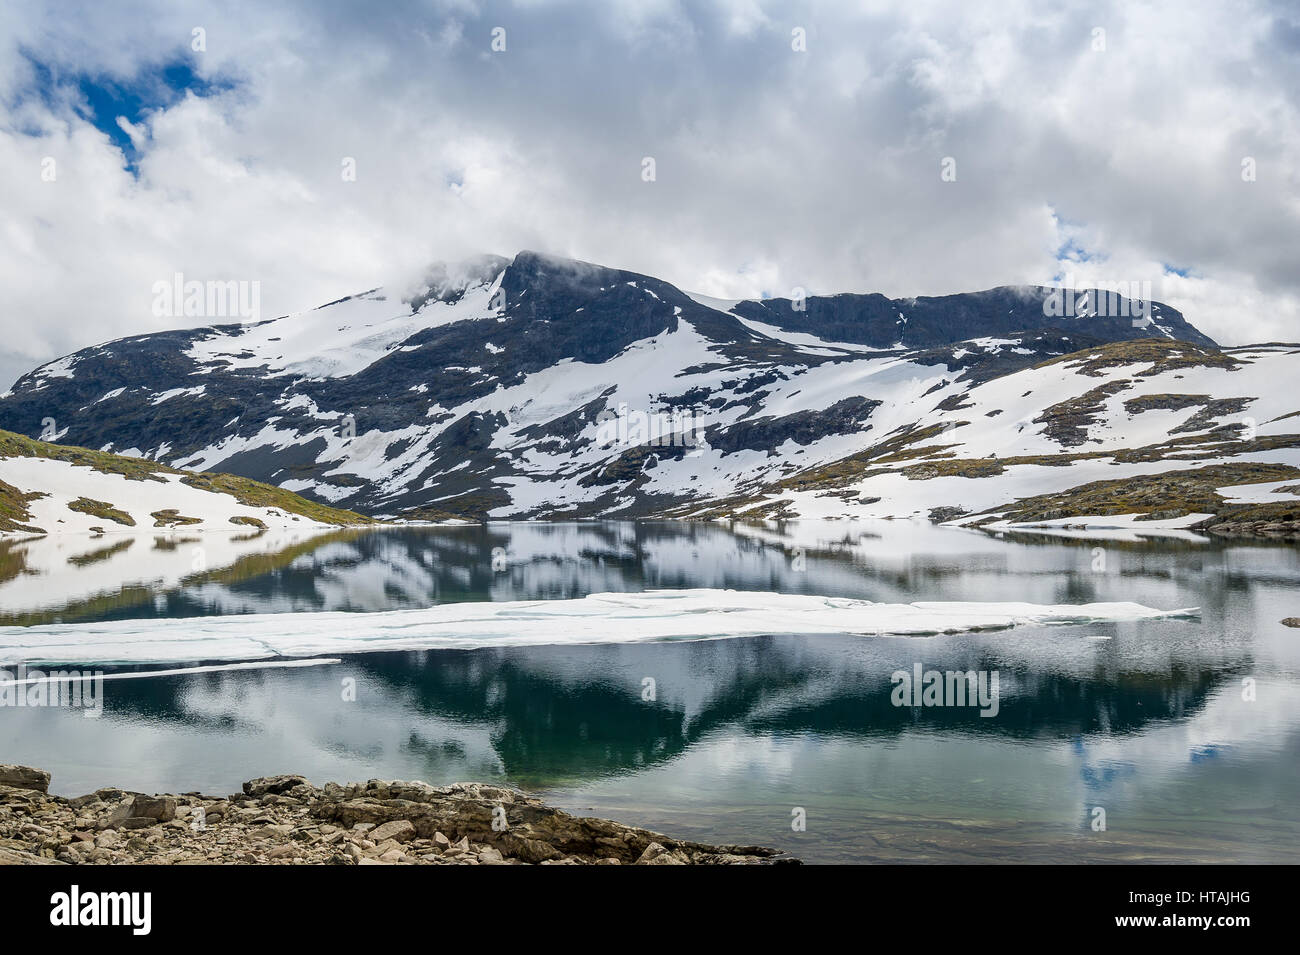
[
  {"xmin": 243, "ymin": 775, "xmax": 310, "ymax": 798},
  {"xmin": 96, "ymin": 799, "xmax": 136, "ymax": 830},
  {"xmin": 368, "ymin": 819, "xmax": 416, "ymax": 843},
  {"xmin": 0, "ymin": 765, "xmax": 50, "ymax": 794},
  {"xmin": 131, "ymin": 795, "xmax": 177, "ymax": 821}
]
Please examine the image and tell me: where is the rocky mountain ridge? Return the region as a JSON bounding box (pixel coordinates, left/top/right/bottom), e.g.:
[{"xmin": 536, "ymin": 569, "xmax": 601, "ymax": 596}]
[{"xmin": 2, "ymin": 251, "xmax": 1296, "ymax": 529}]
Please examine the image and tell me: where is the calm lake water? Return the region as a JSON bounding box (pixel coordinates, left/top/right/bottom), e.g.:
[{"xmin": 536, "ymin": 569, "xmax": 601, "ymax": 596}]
[{"xmin": 2, "ymin": 520, "xmax": 1298, "ymax": 863}]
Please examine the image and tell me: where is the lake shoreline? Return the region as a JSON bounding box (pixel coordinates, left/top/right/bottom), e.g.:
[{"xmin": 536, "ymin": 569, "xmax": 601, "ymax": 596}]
[{"xmin": 0, "ymin": 764, "xmax": 795, "ymax": 865}]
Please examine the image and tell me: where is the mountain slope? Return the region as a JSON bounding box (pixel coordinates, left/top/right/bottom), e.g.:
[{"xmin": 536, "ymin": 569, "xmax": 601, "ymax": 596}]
[
  {"xmin": 3, "ymin": 250, "xmax": 1292, "ymax": 529},
  {"xmin": 0, "ymin": 429, "xmax": 374, "ymax": 535},
  {"xmin": 691, "ymin": 340, "xmax": 1300, "ymax": 533},
  {"xmin": 728, "ymin": 284, "xmax": 1215, "ymax": 350}
]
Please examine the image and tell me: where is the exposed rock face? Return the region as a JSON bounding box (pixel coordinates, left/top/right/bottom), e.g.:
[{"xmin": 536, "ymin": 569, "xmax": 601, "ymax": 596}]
[
  {"xmin": 0, "ymin": 767, "xmax": 794, "ymax": 866},
  {"xmin": 734, "ymin": 287, "xmax": 1216, "ymax": 351}
]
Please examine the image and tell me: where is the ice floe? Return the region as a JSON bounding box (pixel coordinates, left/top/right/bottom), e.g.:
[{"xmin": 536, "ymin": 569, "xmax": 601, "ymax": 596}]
[{"xmin": 0, "ymin": 589, "xmax": 1199, "ymax": 666}]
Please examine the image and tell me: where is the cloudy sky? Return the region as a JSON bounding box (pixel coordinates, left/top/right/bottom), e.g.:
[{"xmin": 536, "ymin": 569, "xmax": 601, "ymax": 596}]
[{"xmin": 1, "ymin": 0, "xmax": 1298, "ymax": 388}]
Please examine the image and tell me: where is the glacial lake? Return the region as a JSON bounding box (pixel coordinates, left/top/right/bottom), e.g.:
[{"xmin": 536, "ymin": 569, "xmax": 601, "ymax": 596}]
[{"xmin": 2, "ymin": 520, "xmax": 1298, "ymax": 863}]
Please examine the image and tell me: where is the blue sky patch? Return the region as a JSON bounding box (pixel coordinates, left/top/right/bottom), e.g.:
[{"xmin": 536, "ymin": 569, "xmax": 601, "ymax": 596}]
[{"xmin": 17, "ymin": 50, "xmax": 235, "ymax": 173}]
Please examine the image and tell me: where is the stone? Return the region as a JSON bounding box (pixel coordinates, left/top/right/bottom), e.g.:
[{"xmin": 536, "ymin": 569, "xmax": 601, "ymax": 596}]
[
  {"xmin": 0, "ymin": 764, "xmax": 794, "ymax": 866},
  {"xmin": 131, "ymin": 795, "xmax": 177, "ymax": 821},
  {"xmin": 56, "ymin": 845, "xmax": 84, "ymax": 864},
  {"xmin": 0, "ymin": 765, "xmax": 50, "ymax": 794},
  {"xmin": 368, "ymin": 819, "xmax": 416, "ymax": 843},
  {"xmin": 644, "ymin": 849, "xmax": 689, "ymax": 865},
  {"xmin": 242, "ymin": 775, "xmax": 310, "ymax": 798},
  {"xmin": 96, "ymin": 799, "xmax": 136, "ymax": 830},
  {"xmin": 636, "ymin": 842, "xmax": 668, "ymax": 864}
]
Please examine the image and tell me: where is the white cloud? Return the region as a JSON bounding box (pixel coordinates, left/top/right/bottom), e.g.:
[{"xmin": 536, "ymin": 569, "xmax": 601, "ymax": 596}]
[{"xmin": 0, "ymin": 0, "xmax": 1298, "ymax": 389}]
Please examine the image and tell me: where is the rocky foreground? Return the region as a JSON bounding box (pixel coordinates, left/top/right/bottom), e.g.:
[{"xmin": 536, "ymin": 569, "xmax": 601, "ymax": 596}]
[{"xmin": 0, "ymin": 765, "xmax": 793, "ymax": 865}]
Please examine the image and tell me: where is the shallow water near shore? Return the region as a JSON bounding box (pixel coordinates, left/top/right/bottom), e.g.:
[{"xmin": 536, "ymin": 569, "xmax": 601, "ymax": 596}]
[{"xmin": 2, "ymin": 520, "xmax": 1298, "ymax": 863}]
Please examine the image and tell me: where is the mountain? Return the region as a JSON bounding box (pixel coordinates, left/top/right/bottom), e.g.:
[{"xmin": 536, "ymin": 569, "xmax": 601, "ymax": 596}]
[
  {"xmin": 1, "ymin": 250, "xmax": 1297, "ymax": 534},
  {"xmin": 0, "ymin": 428, "xmax": 371, "ymax": 535}
]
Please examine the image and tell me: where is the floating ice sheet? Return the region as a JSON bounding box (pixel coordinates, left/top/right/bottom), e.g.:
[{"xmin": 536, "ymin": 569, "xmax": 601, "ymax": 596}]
[{"xmin": 0, "ymin": 589, "xmax": 1198, "ymax": 666}]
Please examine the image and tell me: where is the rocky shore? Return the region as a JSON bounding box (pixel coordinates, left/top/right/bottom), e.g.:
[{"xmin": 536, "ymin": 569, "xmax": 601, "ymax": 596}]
[{"xmin": 0, "ymin": 765, "xmax": 794, "ymax": 865}]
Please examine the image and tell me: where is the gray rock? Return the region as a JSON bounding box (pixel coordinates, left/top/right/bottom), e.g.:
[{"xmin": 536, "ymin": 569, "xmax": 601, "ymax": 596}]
[
  {"xmin": 477, "ymin": 846, "xmax": 505, "ymax": 864},
  {"xmin": 131, "ymin": 795, "xmax": 177, "ymax": 821},
  {"xmin": 636, "ymin": 842, "xmax": 667, "ymax": 864},
  {"xmin": 96, "ymin": 798, "xmax": 136, "ymax": 830},
  {"xmin": 0, "ymin": 764, "xmax": 794, "ymax": 865},
  {"xmin": 369, "ymin": 819, "xmax": 416, "ymax": 843},
  {"xmin": 0, "ymin": 765, "xmax": 50, "ymax": 794},
  {"xmin": 243, "ymin": 775, "xmax": 310, "ymax": 798}
]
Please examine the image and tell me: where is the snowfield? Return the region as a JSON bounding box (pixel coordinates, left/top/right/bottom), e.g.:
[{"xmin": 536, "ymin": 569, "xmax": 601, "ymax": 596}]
[{"xmin": 0, "ymin": 456, "xmax": 345, "ymax": 535}]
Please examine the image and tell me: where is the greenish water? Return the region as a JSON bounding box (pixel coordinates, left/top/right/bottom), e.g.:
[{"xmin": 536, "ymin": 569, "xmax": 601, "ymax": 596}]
[{"xmin": 1, "ymin": 521, "xmax": 1298, "ymax": 863}]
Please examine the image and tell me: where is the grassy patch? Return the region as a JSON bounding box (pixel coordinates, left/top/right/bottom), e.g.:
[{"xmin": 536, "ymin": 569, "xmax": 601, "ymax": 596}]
[
  {"xmin": 0, "ymin": 427, "xmax": 374, "ymax": 530},
  {"xmin": 181, "ymin": 472, "xmax": 373, "ymax": 526},
  {"xmin": 1035, "ymin": 338, "xmax": 1240, "ymax": 378},
  {"xmin": 0, "ymin": 430, "xmax": 170, "ymax": 482},
  {"xmin": 151, "ymin": 509, "xmax": 204, "ymax": 527},
  {"xmin": 772, "ymin": 422, "xmax": 965, "ymax": 492},
  {"xmin": 67, "ymin": 496, "xmax": 136, "ymax": 526},
  {"xmin": 0, "ymin": 478, "xmax": 47, "ymax": 534},
  {"xmin": 980, "ymin": 462, "xmax": 1300, "ymax": 527}
]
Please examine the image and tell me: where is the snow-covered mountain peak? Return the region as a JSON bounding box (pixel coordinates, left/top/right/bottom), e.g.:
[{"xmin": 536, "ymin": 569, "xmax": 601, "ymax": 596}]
[{"xmin": 4, "ymin": 253, "xmax": 1293, "ymax": 534}]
